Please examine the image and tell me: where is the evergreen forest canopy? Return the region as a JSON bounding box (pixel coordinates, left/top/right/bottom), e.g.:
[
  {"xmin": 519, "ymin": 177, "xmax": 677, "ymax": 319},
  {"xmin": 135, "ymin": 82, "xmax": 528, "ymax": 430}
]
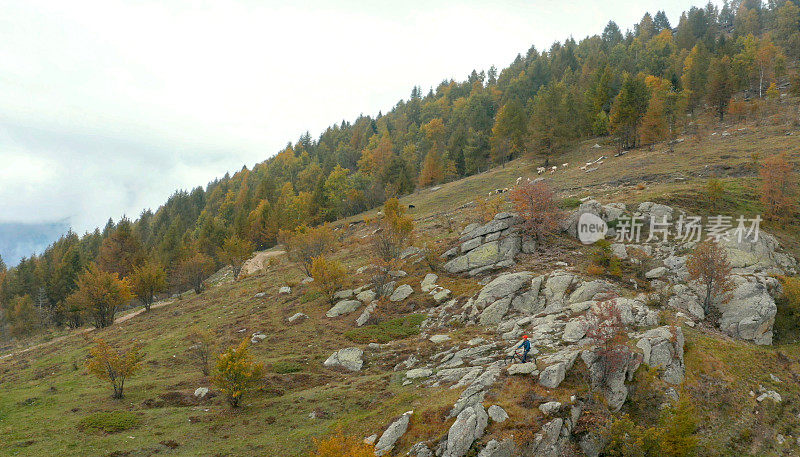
[{"xmin": 2, "ymin": 0, "xmax": 800, "ymax": 337}]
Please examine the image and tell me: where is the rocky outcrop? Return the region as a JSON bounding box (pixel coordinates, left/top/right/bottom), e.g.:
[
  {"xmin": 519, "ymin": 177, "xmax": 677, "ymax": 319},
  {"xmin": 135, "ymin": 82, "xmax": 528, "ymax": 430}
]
[
  {"xmin": 636, "ymin": 326, "xmax": 685, "ymax": 385},
  {"xmin": 323, "ymin": 347, "xmax": 364, "ymax": 372},
  {"xmin": 717, "ymin": 276, "xmax": 777, "ymax": 345},
  {"xmin": 581, "ymin": 349, "xmax": 641, "ymax": 411},
  {"xmin": 443, "ymin": 404, "xmax": 488, "ymax": 457},
  {"xmin": 443, "ymin": 213, "xmax": 522, "ymax": 275},
  {"xmin": 476, "ymin": 439, "xmax": 516, "ymax": 457},
  {"xmin": 390, "ymin": 284, "xmax": 414, "ymax": 302},
  {"xmin": 374, "ymin": 411, "xmax": 412, "ymax": 456}
]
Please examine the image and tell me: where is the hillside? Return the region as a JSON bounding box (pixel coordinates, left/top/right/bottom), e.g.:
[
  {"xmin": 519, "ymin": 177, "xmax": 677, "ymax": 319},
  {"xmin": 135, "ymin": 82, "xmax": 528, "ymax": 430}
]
[{"xmin": 1, "ymin": 114, "xmax": 799, "ymax": 456}]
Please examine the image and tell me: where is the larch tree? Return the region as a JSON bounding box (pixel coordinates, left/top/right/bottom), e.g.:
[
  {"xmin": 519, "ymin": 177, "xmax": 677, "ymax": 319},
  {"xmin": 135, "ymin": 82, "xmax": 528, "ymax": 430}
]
[
  {"xmin": 759, "ymin": 153, "xmax": 798, "ymax": 221},
  {"xmin": 86, "ymin": 339, "xmax": 143, "ymax": 399},
  {"xmin": 177, "ymin": 252, "xmax": 216, "ymax": 295},
  {"xmin": 686, "ymin": 240, "xmax": 734, "ymax": 316},
  {"xmin": 489, "ymin": 100, "xmax": 527, "ymax": 166},
  {"xmin": 97, "ymin": 218, "xmax": 145, "ymax": 278},
  {"xmin": 610, "ymin": 73, "xmax": 650, "ymax": 150},
  {"xmin": 707, "ymin": 56, "xmax": 735, "ymax": 121},
  {"xmin": 219, "ymin": 235, "xmax": 255, "ymax": 279},
  {"xmin": 66, "ymin": 263, "xmax": 132, "ymax": 328},
  {"xmin": 129, "ymin": 261, "xmax": 167, "ymax": 311}
]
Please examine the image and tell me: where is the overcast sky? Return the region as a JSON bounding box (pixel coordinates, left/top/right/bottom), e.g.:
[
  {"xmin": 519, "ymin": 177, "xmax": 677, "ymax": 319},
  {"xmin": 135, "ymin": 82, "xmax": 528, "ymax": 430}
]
[{"xmin": 0, "ymin": 0, "xmax": 717, "ymax": 253}]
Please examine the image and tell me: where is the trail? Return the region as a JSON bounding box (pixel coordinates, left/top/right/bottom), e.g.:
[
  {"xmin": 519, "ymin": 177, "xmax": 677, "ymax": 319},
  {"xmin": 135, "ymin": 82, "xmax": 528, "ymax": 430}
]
[{"xmin": 0, "ymin": 299, "xmax": 174, "ymax": 361}]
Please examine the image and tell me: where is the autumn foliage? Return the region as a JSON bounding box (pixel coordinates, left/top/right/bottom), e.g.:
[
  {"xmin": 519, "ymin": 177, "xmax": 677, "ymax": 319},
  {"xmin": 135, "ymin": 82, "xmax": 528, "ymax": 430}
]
[
  {"xmin": 129, "ymin": 261, "xmax": 167, "ymax": 311},
  {"xmin": 759, "ymin": 153, "xmax": 798, "ymax": 221},
  {"xmin": 211, "ymin": 339, "xmax": 264, "ymax": 407},
  {"xmin": 86, "ymin": 339, "xmax": 143, "ymax": 399},
  {"xmin": 219, "ymin": 235, "xmax": 255, "ymax": 279},
  {"xmin": 509, "ymin": 181, "xmax": 564, "ymax": 245},
  {"xmin": 686, "ymin": 240, "xmax": 734, "ymax": 315},
  {"xmin": 583, "ymin": 299, "xmax": 629, "ymax": 386},
  {"xmin": 67, "ymin": 263, "xmax": 133, "ymax": 328},
  {"xmin": 280, "ymin": 223, "xmax": 335, "ymax": 276},
  {"xmin": 177, "ymin": 252, "xmax": 216, "ymax": 294},
  {"xmin": 310, "ymin": 256, "xmax": 347, "ymax": 304},
  {"xmin": 309, "ymin": 432, "xmax": 375, "ymax": 457}
]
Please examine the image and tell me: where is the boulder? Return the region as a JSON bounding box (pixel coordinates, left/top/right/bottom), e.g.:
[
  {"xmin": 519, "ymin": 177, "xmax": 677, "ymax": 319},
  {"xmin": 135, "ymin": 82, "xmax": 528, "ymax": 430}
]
[
  {"xmin": 279, "ymin": 286, "xmax": 291, "ymax": 294},
  {"xmin": 374, "ymin": 411, "xmax": 412, "ymax": 456},
  {"xmin": 475, "ymin": 272, "xmax": 534, "ymax": 308},
  {"xmin": 429, "ymin": 334, "xmax": 452, "ymax": 343},
  {"xmin": 323, "ymin": 347, "xmax": 364, "ymax": 372},
  {"xmin": 716, "ymin": 276, "xmax": 776, "ymax": 345},
  {"xmin": 507, "ymin": 362, "xmax": 538, "ymax": 375},
  {"xmin": 334, "ymin": 289, "xmax": 354, "ymax": 300},
  {"xmin": 561, "ymin": 200, "xmax": 604, "ymax": 238},
  {"xmin": 487, "ymin": 405, "xmax": 509, "ymax": 423},
  {"xmin": 193, "ymin": 387, "xmax": 209, "ymax": 398},
  {"xmin": 406, "ymin": 368, "xmax": 433, "ymax": 379},
  {"xmin": 645, "ymin": 267, "xmax": 668, "ymax": 279},
  {"xmin": 443, "ymin": 404, "xmax": 488, "ymax": 457},
  {"xmin": 287, "ymin": 312, "xmax": 308, "ymax": 323},
  {"xmin": 562, "ymin": 320, "xmax": 586, "ymax": 343},
  {"xmin": 357, "ymin": 289, "xmax": 377, "ymax": 302},
  {"xmin": 408, "ymin": 442, "xmax": 434, "ymax": 457},
  {"xmin": 356, "ymin": 302, "xmax": 377, "ymax": 327},
  {"xmin": 539, "ymin": 401, "xmax": 562, "ymax": 415},
  {"xmin": 476, "ymin": 439, "xmax": 516, "ymax": 457},
  {"xmin": 581, "ymin": 349, "xmax": 637, "ymax": 411},
  {"xmin": 444, "ymin": 218, "xmax": 522, "ymax": 275},
  {"xmin": 250, "ymin": 332, "xmax": 267, "ymax": 344},
  {"xmin": 539, "ymin": 362, "xmax": 567, "ymax": 389},
  {"xmin": 542, "ymin": 272, "xmax": 577, "ymax": 310},
  {"xmin": 479, "ymin": 296, "xmax": 512, "ymax": 325},
  {"xmin": 421, "ymin": 273, "xmax": 439, "ymax": 292},
  {"xmin": 326, "ymin": 300, "xmax": 362, "ymax": 318},
  {"xmin": 568, "ymin": 280, "xmax": 614, "ymax": 304},
  {"xmin": 390, "ymin": 284, "xmax": 414, "ymax": 302}
]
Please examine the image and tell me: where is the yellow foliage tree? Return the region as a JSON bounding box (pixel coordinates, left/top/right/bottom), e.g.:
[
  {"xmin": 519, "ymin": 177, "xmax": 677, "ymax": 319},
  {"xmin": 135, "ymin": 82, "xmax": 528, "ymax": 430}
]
[
  {"xmin": 67, "ymin": 263, "xmax": 133, "ymax": 328},
  {"xmin": 211, "ymin": 339, "xmax": 264, "ymax": 407},
  {"xmin": 86, "ymin": 339, "xmax": 143, "ymax": 399},
  {"xmin": 219, "ymin": 235, "xmax": 255, "ymax": 279},
  {"xmin": 129, "ymin": 261, "xmax": 167, "ymax": 311},
  {"xmin": 279, "ymin": 223, "xmax": 335, "ymax": 276},
  {"xmin": 310, "ymin": 255, "xmax": 347, "ymax": 304}
]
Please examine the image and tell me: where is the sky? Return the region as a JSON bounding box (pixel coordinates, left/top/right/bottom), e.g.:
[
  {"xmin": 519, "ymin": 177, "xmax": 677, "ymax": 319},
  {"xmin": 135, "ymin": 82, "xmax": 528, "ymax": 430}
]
[{"xmin": 0, "ymin": 0, "xmax": 719, "ymax": 264}]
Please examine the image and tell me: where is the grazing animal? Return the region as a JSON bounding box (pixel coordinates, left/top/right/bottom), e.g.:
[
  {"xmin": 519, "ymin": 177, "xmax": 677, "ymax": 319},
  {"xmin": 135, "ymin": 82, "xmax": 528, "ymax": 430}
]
[
  {"xmin": 408, "ymin": 204, "xmax": 415, "ymax": 209},
  {"xmin": 562, "ymin": 163, "xmax": 568, "ymax": 167},
  {"xmin": 537, "ymin": 167, "xmax": 546, "ymax": 174}
]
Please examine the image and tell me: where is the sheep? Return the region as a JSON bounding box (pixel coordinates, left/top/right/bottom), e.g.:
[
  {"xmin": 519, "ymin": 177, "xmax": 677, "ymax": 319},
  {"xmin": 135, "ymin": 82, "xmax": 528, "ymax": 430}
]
[
  {"xmin": 537, "ymin": 167, "xmax": 546, "ymax": 174},
  {"xmin": 516, "ymin": 176, "xmax": 523, "ymax": 185},
  {"xmin": 562, "ymin": 163, "xmax": 569, "ymax": 168}
]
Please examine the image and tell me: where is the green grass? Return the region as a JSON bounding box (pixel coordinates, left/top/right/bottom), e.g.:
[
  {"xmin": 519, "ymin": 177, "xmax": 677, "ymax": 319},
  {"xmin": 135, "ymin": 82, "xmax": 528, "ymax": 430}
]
[
  {"xmin": 344, "ymin": 314, "xmax": 426, "ymax": 344},
  {"xmin": 78, "ymin": 411, "xmax": 141, "ymax": 433},
  {"xmin": 272, "ymin": 360, "xmax": 303, "ymax": 374}
]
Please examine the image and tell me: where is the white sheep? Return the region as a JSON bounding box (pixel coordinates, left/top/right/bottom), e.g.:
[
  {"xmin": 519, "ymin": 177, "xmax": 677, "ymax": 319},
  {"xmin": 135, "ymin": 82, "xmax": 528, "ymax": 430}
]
[{"xmin": 562, "ymin": 163, "xmax": 569, "ymax": 168}]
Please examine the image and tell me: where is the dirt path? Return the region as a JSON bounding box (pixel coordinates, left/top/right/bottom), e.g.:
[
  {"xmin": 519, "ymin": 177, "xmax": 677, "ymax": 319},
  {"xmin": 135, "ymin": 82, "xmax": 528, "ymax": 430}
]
[{"xmin": 0, "ymin": 299, "xmax": 174, "ymax": 361}]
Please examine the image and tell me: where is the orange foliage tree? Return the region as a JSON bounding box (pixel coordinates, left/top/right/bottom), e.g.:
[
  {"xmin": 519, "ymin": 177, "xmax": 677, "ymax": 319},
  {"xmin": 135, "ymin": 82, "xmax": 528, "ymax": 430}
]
[
  {"xmin": 509, "ymin": 181, "xmax": 564, "ymax": 246},
  {"xmin": 686, "ymin": 240, "xmax": 734, "ymax": 315},
  {"xmin": 759, "ymin": 153, "xmax": 798, "ymax": 221}
]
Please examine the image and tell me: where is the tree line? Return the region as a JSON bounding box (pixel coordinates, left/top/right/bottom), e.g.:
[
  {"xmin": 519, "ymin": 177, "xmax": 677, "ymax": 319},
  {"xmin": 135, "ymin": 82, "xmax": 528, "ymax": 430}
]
[{"xmin": 2, "ymin": 0, "xmax": 800, "ymax": 338}]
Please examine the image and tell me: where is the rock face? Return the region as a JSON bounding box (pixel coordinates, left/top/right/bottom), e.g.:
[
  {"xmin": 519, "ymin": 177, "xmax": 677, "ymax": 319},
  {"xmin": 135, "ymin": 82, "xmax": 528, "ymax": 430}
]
[
  {"xmin": 477, "ymin": 439, "xmax": 516, "ymax": 457},
  {"xmin": 636, "ymin": 326, "xmax": 685, "ymax": 385},
  {"xmin": 581, "ymin": 349, "xmax": 641, "ymax": 411},
  {"xmin": 717, "ymin": 276, "xmax": 776, "ymax": 345},
  {"xmin": 326, "ymin": 300, "xmax": 361, "ymax": 318},
  {"xmin": 443, "ymin": 213, "xmax": 522, "ymax": 276},
  {"xmin": 444, "ymin": 404, "xmax": 488, "ymax": 457},
  {"xmin": 374, "ymin": 411, "xmax": 412, "ymax": 456},
  {"xmin": 323, "ymin": 347, "xmax": 364, "ymax": 372},
  {"xmin": 487, "ymin": 405, "xmax": 509, "ymax": 423}
]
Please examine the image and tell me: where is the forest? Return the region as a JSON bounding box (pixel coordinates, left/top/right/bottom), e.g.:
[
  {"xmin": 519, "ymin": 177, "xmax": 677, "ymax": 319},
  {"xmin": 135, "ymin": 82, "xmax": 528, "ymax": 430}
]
[{"xmin": 1, "ymin": 0, "xmax": 799, "ymax": 338}]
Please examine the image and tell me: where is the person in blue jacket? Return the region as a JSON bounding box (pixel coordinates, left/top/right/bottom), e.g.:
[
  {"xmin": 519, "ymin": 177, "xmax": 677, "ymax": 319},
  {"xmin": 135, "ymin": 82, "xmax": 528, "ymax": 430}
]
[{"xmin": 518, "ymin": 335, "xmax": 531, "ymax": 362}]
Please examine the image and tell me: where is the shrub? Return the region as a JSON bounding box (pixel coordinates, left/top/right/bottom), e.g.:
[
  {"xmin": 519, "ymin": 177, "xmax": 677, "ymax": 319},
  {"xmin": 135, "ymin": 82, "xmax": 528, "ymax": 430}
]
[
  {"xmin": 591, "ymin": 240, "xmax": 622, "ymax": 277},
  {"xmin": 7, "ymin": 295, "xmax": 39, "ymax": 337},
  {"xmin": 508, "ymin": 181, "xmax": 564, "ymax": 245},
  {"xmin": 344, "ymin": 314, "xmax": 426, "ymax": 343},
  {"xmin": 279, "ymin": 224, "xmax": 335, "ymax": 276},
  {"xmin": 176, "ymin": 252, "xmax": 216, "ymax": 294},
  {"xmin": 704, "ymin": 179, "xmax": 725, "ymax": 210},
  {"xmin": 775, "ymin": 276, "xmax": 800, "ymax": 343},
  {"xmin": 310, "ymin": 256, "xmax": 347, "ymax": 304},
  {"xmin": 78, "ymin": 411, "xmax": 141, "ymax": 433},
  {"xmin": 686, "ymin": 240, "xmax": 734, "ymax": 316},
  {"xmin": 309, "ymin": 431, "xmax": 374, "ymax": 457},
  {"xmin": 372, "ymin": 198, "xmax": 414, "ymax": 262},
  {"xmin": 187, "ymin": 328, "xmax": 215, "ymax": 376},
  {"xmin": 602, "ymin": 397, "xmax": 698, "ymax": 456},
  {"xmin": 86, "ymin": 339, "xmax": 143, "ymax": 399},
  {"xmin": 583, "ymin": 299, "xmax": 629, "ymax": 387},
  {"xmin": 474, "ymin": 195, "xmax": 504, "ymax": 222},
  {"xmin": 211, "ymin": 339, "xmax": 264, "ymax": 407}
]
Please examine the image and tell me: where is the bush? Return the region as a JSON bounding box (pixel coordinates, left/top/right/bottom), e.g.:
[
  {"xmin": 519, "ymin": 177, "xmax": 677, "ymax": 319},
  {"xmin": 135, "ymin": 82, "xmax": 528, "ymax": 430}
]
[
  {"xmin": 272, "ymin": 360, "xmax": 303, "ymax": 374},
  {"xmin": 602, "ymin": 397, "xmax": 698, "ymax": 456},
  {"xmin": 508, "ymin": 181, "xmax": 564, "ymax": 245},
  {"xmin": 187, "ymin": 328, "xmax": 215, "ymax": 376},
  {"xmin": 591, "ymin": 240, "xmax": 622, "ymax": 277},
  {"xmin": 310, "ymin": 256, "xmax": 347, "ymax": 304},
  {"xmin": 309, "ymin": 431, "xmax": 374, "ymax": 457},
  {"xmin": 78, "ymin": 411, "xmax": 141, "ymax": 433},
  {"xmin": 372, "ymin": 198, "xmax": 414, "ymax": 262},
  {"xmin": 344, "ymin": 314, "xmax": 426, "ymax": 343},
  {"xmin": 86, "ymin": 339, "xmax": 143, "ymax": 399},
  {"xmin": 176, "ymin": 252, "xmax": 216, "ymax": 295},
  {"xmin": 775, "ymin": 276, "xmax": 800, "ymax": 343},
  {"xmin": 211, "ymin": 339, "xmax": 264, "ymax": 407}
]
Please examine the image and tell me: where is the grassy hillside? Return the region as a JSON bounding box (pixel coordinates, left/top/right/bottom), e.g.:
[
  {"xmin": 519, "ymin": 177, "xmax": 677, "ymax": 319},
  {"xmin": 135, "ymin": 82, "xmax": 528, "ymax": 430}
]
[{"xmin": 1, "ymin": 113, "xmax": 799, "ymax": 456}]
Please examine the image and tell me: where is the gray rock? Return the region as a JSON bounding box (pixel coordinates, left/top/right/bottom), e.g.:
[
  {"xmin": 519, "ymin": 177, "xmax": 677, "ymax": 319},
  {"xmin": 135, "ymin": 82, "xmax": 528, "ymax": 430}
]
[
  {"xmin": 444, "ymin": 229, "xmax": 522, "ymax": 275},
  {"xmin": 717, "ymin": 277, "xmax": 776, "ymax": 345},
  {"xmin": 408, "ymin": 442, "xmax": 433, "ymax": 457},
  {"xmin": 323, "ymin": 347, "xmax": 364, "ymax": 372},
  {"xmin": 279, "ymin": 286, "xmax": 291, "ymax": 294},
  {"xmin": 406, "ymin": 368, "xmax": 433, "ymax": 379},
  {"xmin": 507, "ymin": 362, "xmax": 538, "ymax": 375},
  {"xmin": 287, "ymin": 312, "xmax": 308, "ymax": 323},
  {"xmin": 444, "ymin": 404, "xmax": 488, "ymax": 457},
  {"xmin": 756, "ymin": 390, "xmax": 782, "ymax": 402},
  {"xmin": 539, "ymin": 362, "xmax": 567, "ymax": 389},
  {"xmin": 326, "ymin": 299, "xmax": 362, "ymax": 318},
  {"xmin": 476, "ymin": 439, "xmax": 516, "ymax": 457},
  {"xmin": 250, "ymin": 332, "xmax": 267, "ymax": 344},
  {"xmin": 193, "ymin": 387, "xmax": 209, "ymax": 398},
  {"xmin": 357, "ymin": 289, "xmax": 377, "ymax": 302},
  {"xmin": 375, "ymin": 411, "xmax": 412, "ymax": 455},
  {"xmin": 539, "ymin": 401, "xmax": 562, "ymax": 415},
  {"xmin": 334, "ymin": 289, "xmax": 354, "ymax": 299},
  {"xmin": 429, "ymin": 334, "xmax": 452, "ymax": 343},
  {"xmin": 433, "ymin": 288, "xmax": 452, "ymax": 303},
  {"xmin": 645, "ymin": 267, "xmax": 668, "ymax": 279},
  {"xmin": 636, "ymin": 326, "xmax": 685, "ymax": 385},
  {"xmin": 581, "ymin": 349, "xmax": 634, "ymax": 411},
  {"xmin": 421, "ymin": 273, "xmax": 439, "ymax": 292},
  {"xmin": 475, "ymin": 272, "xmax": 534, "ymax": 308},
  {"xmin": 562, "ymin": 320, "xmax": 586, "ymax": 343},
  {"xmin": 356, "ymin": 302, "xmax": 377, "ymax": 327},
  {"xmin": 487, "ymin": 405, "xmax": 509, "ymax": 423},
  {"xmin": 569, "ymin": 280, "xmax": 613, "ymax": 304},
  {"xmin": 610, "ymin": 243, "xmax": 628, "ymax": 259},
  {"xmin": 479, "ymin": 296, "xmax": 512, "ymax": 325},
  {"xmin": 390, "ymin": 284, "xmax": 414, "ymax": 302}
]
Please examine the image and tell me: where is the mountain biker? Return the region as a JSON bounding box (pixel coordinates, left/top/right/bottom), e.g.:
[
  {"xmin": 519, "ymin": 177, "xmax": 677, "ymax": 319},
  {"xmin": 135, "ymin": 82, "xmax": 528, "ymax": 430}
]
[{"xmin": 518, "ymin": 335, "xmax": 531, "ymax": 363}]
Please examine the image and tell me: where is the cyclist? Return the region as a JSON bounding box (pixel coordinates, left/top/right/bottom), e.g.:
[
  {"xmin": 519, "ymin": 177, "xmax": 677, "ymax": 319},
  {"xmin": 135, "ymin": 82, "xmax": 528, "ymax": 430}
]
[{"xmin": 518, "ymin": 335, "xmax": 531, "ymax": 363}]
